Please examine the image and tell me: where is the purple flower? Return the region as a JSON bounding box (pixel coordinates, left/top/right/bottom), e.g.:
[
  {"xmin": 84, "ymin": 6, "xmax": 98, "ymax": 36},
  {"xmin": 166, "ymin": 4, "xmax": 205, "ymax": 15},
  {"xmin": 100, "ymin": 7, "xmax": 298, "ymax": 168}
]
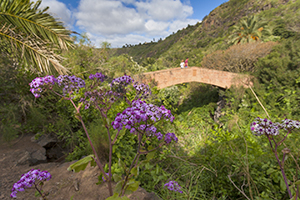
[
  {"xmin": 89, "ymin": 72, "xmax": 105, "ymax": 82},
  {"xmin": 11, "ymin": 169, "xmax": 51, "ymax": 198},
  {"xmin": 164, "ymin": 132, "xmax": 178, "ymax": 144},
  {"xmin": 133, "ymin": 82, "xmax": 151, "ymax": 99},
  {"xmin": 250, "ymin": 118, "xmax": 279, "ymax": 136},
  {"xmin": 110, "ymin": 75, "xmax": 134, "ymax": 88},
  {"xmin": 250, "ymin": 117, "xmax": 300, "ymax": 136},
  {"xmin": 155, "ymin": 132, "xmax": 163, "ymax": 140},
  {"xmin": 56, "ymin": 75, "xmax": 85, "ymax": 96},
  {"xmin": 29, "ymin": 75, "xmax": 57, "ymax": 98},
  {"xmin": 102, "ymin": 173, "xmax": 110, "ymax": 182},
  {"xmin": 112, "ymin": 100, "xmax": 174, "ymax": 133},
  {"xmin": 164, "ymin": 180, "xmax": 183, "ymax": 193}
]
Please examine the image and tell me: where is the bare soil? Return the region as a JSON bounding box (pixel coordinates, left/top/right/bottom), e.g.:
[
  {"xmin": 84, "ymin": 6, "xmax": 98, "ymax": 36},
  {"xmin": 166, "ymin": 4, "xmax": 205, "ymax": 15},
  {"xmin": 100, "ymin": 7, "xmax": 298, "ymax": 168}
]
[{"xmin": 0, "ymin": 134, "xmax": 157, "ymax": 200}]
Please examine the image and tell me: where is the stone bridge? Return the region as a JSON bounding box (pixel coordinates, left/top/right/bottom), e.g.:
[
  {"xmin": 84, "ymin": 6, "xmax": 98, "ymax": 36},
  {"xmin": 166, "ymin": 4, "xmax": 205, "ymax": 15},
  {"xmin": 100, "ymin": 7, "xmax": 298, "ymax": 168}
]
[{"xmin": 133, "ymin": 67, "xmax": 252, "ymax": 89}]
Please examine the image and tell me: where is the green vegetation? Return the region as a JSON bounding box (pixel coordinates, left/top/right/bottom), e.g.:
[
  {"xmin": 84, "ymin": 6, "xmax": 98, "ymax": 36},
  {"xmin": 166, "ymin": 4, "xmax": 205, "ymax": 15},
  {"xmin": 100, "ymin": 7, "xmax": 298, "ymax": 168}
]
[{"xmin": 2, "ymin": 0, "xmax": 300, "ymax": 199}]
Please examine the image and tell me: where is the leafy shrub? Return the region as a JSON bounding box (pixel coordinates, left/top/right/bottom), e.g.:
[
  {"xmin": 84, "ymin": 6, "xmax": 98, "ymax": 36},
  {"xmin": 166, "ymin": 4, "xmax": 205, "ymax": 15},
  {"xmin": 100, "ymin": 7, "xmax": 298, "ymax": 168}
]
[{"xmin": 201, "ymin": 41, "xmax": 277, "ymax": 72}]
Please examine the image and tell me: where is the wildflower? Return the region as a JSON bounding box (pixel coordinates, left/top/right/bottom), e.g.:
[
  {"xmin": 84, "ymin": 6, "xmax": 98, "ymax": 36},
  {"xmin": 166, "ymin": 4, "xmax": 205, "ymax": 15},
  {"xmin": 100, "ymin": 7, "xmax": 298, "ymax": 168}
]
[
  {"xmin": 164, "ymin": 180, "xmax": 183, "ymax": 193},
  {"xmin": 56, "ymin": 75, "xmax": 85, "ymax": 96},
  {"xmin": 89, "ymin": 72, "xmax": 105, "ymax": 82},
  {"xmin": 164, "ymin": 132, "xmax": 178, "ymax": 144},
  {"xmin": 11, "ymin": 169, "xmax": 51, "ymax": 198},
  {"xmin": 250, "ymin": 117, "xmax": 300, "ymax": 136},
  {"xmin": 29, "ymin": 75, "xmax": 57, "ymax": 98},
  {"xmin": 110, "ymin": 75, "xmax": 134, "ymax": 88}
]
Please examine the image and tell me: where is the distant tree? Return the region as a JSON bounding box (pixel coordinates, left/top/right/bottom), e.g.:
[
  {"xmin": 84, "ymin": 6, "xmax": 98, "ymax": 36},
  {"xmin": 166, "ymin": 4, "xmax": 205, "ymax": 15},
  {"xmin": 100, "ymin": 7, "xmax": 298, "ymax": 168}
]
[
  {"xmin": 228, "ymin": 15, "xmax": 272, "ymax": 45},
  {"xmin": 0, "ymin": 0, "xmax": 74, "ymax": 74}
]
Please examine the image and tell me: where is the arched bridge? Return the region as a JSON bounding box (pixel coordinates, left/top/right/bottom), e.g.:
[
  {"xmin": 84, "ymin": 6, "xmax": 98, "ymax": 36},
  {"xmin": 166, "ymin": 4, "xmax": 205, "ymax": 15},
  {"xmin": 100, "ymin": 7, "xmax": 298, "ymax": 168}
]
[{"xmin": 134, "ymin": 67, "xmax": 252, "ymax": 89}]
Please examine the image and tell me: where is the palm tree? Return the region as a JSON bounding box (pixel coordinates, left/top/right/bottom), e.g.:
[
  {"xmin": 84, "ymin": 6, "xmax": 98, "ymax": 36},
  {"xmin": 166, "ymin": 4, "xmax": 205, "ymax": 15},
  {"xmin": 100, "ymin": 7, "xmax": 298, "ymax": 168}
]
[
  {"xmin": 228, "ymin": 15, "xmax": 271, "ymax": 45},
  {"xmin": 0, "ymin": 0, "xmax": 74, "ymax": 74}
]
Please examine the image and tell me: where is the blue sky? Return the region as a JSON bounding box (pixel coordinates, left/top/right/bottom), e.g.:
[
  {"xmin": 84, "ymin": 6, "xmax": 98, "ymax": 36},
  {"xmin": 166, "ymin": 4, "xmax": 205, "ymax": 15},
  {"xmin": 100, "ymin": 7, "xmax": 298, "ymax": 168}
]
[{"xmin": 38, "ymin": 0, "xmax": 228, "ymax": 47}]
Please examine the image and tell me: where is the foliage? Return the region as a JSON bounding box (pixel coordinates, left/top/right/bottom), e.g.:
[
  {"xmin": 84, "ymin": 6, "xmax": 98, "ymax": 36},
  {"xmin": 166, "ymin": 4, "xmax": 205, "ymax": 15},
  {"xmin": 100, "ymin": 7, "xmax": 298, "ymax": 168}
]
[
  {"xmin": 30, "ymin": 73, "xmax": 180, "ymax": 198},
  {"xmin": 0, "ymin": 0, "xmax": 73, "ymax": 74},
  {"xmin": 227, "ymin": 15, "xmax": 276, "ymax": 44},
  {"xmin": 62, "ymin": 34, "xmax": 110, "ymax": 76},
  {"xmin": 201, "ymin": 41, "xmax": 277, "ymax": 72}
]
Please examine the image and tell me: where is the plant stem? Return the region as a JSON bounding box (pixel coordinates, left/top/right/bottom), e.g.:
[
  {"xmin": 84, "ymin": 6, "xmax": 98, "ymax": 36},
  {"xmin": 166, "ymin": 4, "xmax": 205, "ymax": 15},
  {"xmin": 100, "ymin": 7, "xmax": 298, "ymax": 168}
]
[
  {"xmin": 67, "ymin": 99, "xmax": 113, "ymax": 196},
  {"xmin": 105, "ymin": 123, "xmax": 113, "ymax": 196},
  {"xmin": 34, "ymin": 184, "xmax": 46, "ymax": 200},
  {"xmin": 267, "ymin": 135, "xmax": 292, "ymax": 198},
  {"xmin": 78, "ymin": 116, "xmax": 113, "ymax": 195},
  {"xmin": 120, "ymin": 132, "xmax": 142, "ymax": 196}
]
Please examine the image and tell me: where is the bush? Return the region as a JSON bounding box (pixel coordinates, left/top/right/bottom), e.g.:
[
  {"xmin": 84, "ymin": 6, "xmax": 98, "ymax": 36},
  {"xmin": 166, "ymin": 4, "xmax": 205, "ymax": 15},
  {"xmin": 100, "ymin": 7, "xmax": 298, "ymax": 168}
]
[{"xmin": 201, "ymin": 41, "xmax": 277, "ymax": 72}]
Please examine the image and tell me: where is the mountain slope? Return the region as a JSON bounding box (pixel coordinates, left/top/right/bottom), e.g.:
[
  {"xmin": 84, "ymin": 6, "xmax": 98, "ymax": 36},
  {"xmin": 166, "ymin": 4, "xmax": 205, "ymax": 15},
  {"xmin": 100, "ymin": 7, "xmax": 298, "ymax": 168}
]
[{"xmin": 112, "ymin": 0, "xmax": 300, "ymax": 70}]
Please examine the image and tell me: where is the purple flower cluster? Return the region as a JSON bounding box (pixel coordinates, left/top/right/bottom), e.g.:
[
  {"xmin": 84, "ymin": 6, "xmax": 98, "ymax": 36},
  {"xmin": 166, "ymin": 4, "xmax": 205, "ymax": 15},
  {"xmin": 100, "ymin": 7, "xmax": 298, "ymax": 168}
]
[
  {"xmin": 164, "ymin": 132, "xmax": 178, "ymax": 144},
  {"xmin": 250, "ymin": 118, "xmax": 280, "ymax": 136},
  {"xmin": 11, "ymin": 169, "xmax": 51, "ymax": 198},
  {"xmin": 110, "ymin": 75, "xmax": 134, "ymax": 88},
  {"xmin": 250, "ymin": 117, "xmax": 300, "ymax": 136},
  {"xmin": 29, "ymin": 75, "xmax": 57, "ymax": 98},
  {"xmin": 281, "ymin": 118, "xmax": 300, "ymax": 130},
  {"xmin": 164, "ymin": 180, "xmax": 183, "ymax": 193},
  {"xmin": 133, "ymin": 82, "xmax": 151, "ymax": 99},
  {"xmin": 111, "ymin": 100, "xmax": 176, "ymax": 141},
  {"xmin": 82, "ymin": 89, "xmax": 120, "ymax": 109},
  {"xmin": 57, "ymin": 75, "xmax": 85, "ymax": 96},
  {"xmin": 89, "ymin": 72, "xmax": 105, "ymax": 82}
]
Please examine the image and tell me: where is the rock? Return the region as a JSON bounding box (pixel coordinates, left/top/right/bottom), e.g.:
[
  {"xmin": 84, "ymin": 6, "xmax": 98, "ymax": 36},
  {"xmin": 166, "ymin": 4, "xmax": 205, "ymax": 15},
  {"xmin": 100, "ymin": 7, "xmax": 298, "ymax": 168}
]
[
  {"xmin": 16, "ymin": 151, "xmax": 31, "ymax": 166},
  {"xmin": 16, "ymin": 149, "xmax": 47, "ymax": 166},
  {"xmin": 214, "ymin": 99, "xmax": 226, "ymax": 123},
  {"xmin": 30, "ymin": 148, "xmax": 47, "ymax": 165},
  {"xmin": 31, "ymin": 133, "xmax": 57, "ymax": 148}
]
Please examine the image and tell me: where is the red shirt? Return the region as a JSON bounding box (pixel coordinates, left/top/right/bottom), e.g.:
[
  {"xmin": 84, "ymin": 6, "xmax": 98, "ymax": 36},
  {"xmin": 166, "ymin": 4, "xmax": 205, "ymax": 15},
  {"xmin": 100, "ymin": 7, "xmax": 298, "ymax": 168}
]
[{"xmin": 184, "ymin": 59, "xmax": 188, "ymax": 66}]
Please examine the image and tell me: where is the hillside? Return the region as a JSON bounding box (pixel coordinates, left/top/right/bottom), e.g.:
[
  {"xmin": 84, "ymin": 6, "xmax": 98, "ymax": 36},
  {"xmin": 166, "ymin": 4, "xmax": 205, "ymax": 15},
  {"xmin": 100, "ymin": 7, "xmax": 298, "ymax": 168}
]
[
  {"xmin": 112, "ymin": 0, "xmax": 300, "ymax": 70},
  {"xmin": 112, "ymin": 23, "xmax": 199, "ymax": 64}
]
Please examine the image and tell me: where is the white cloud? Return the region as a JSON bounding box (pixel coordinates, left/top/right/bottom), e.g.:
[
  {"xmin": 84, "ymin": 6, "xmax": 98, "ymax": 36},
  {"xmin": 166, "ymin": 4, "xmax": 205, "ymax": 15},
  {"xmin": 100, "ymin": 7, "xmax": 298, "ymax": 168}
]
[
  {"xmin": 135, "ymin": 0, "xmax": 193, "ymax": 21},
  {"xmin": 35, "ymin": 0, "xmax": 201, "ymax": 47},
  {"xmin": 75, "ymin": 0, "xmax": 145, "ymax": 35},
  {"xmin": 37, "ymin": 0, "xmax": 74, "ymax": 28},
  {"xmin": 87, "ymin": 32, "xmax": 153, "ymax": 48}
]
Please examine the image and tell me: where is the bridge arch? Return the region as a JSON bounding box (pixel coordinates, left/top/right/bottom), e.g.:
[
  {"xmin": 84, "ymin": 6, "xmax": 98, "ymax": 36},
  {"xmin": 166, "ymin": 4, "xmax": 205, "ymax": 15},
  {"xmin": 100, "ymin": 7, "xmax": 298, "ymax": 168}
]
[{"xmin": 134, "ymin": 67, "xmax": 251, "ymax": 89}]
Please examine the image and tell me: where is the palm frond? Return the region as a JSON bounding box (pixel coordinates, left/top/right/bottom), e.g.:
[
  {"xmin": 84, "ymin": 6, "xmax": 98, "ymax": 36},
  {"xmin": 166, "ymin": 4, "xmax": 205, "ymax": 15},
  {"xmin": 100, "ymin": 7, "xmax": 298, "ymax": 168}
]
[
  {"xmin": 0, "ymin": 0, "xmax": 74, "ymax": 50},
  {"xmin": 0, "ymin": 23, "xmax": 69, "ymax": 74}
]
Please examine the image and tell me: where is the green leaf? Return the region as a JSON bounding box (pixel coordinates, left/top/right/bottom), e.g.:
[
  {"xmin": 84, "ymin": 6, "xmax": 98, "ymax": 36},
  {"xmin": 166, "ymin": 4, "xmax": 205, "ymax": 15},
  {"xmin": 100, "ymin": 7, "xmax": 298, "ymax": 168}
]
[
  {"xmin": 114, "ymin": 180, "xmax": 124, "ymax": 194},
  {"xmin": 118, "ymin": 158, "xmax": 127, "ymax": 172},
  {"xmin": 146, "ymin": 150, "xmax": 156, "ymax": 160},
  {"xmin": 113, "ymin": 174, "xmax": 122, "ymax": 182},
  {"xmin": 67, "ymin": 155, "xmax": 95, "ymax": 172},
  {"xmin": 125, "ymin": 179, "xmax": 140, "ymax": 192},
  {"xmin": 266, "ymin": 168, "xmax": 276, "ymax": 175},
  {"xmin": 130, "ymin": 167, "xmax": 139, "ymax": 177},
  {"xmin": 280, "ymin": 178, "xmax": 286, "ymax": 191},
  {"xmin": 295, "ymin": 180, "xmax": 300, "ymax": 185}
]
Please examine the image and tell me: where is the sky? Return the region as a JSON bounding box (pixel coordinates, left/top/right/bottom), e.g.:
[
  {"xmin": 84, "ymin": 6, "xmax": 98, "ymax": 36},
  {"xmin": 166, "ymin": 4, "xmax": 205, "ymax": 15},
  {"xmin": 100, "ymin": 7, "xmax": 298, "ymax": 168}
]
[{"xmin": 37, "ymin": 0, "xmax": 228, "ymax": 47}]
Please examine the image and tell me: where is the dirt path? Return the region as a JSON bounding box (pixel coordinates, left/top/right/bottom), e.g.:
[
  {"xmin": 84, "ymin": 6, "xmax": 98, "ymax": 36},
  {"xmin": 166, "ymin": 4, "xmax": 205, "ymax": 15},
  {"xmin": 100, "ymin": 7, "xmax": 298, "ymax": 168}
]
[{"xmin": 0, "ymin": 134, "xmax": 156, "ymax": 200}]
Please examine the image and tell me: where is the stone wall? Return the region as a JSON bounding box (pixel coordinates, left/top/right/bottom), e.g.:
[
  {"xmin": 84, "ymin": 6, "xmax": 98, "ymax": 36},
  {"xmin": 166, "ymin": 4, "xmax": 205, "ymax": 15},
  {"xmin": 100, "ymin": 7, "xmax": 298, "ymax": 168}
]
[{"xmin": 134, "ymin": 67, "xmax": 252, "ymax": 89}]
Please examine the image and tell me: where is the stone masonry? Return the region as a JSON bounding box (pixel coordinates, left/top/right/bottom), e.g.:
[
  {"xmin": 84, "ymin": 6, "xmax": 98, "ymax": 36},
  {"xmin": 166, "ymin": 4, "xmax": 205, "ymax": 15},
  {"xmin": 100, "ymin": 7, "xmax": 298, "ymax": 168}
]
[{"xmin": 134, "ymin": 67, "xmax": 252, "ymax": 89}]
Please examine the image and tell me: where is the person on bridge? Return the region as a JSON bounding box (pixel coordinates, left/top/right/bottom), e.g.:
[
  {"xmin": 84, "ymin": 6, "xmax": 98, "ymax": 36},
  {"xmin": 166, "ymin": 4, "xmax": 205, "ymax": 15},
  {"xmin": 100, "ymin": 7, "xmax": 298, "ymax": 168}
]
[
  {"xmin": 185, "ymin": 58, "xmax": 189, "ymax": 68},
  {"xmin": 180, "ymin": 60, "xmax": 184, "ymax": 69}
]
